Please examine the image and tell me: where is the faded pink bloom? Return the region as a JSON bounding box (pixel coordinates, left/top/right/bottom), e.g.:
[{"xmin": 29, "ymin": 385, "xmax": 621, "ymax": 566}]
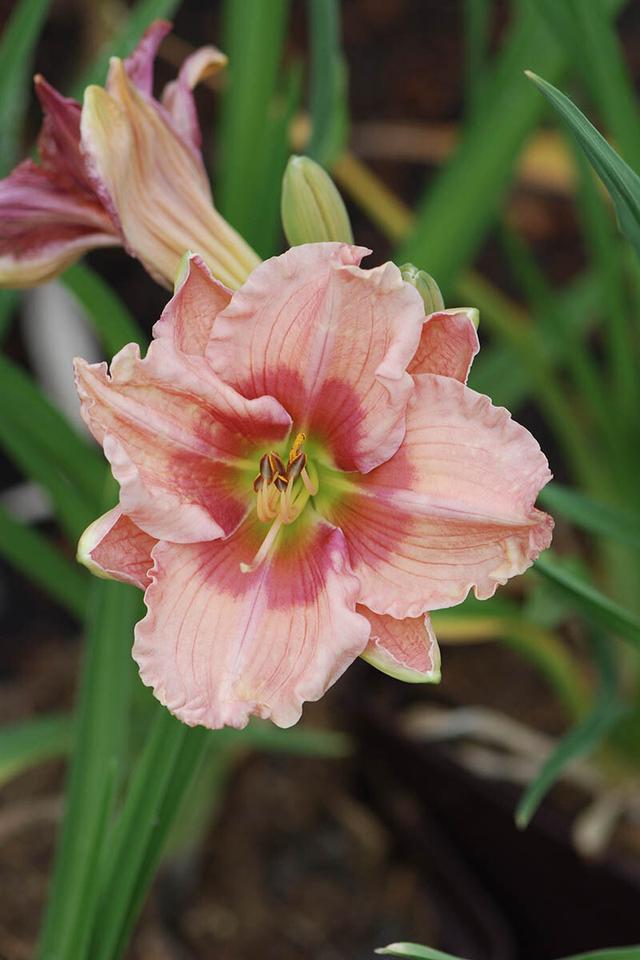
[
  {"xmin": 0, "ymin": 21, "xmax": 258, "ymax": 289},
  {"xmin": 75, "ymin": 243, "xmax": 553, "ymax": 729}
]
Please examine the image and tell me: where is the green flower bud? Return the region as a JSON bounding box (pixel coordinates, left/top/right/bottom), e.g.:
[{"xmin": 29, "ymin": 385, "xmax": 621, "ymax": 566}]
[
  {"xmin": 281, "ymin": 155, "xmax": 353, "ymax": 246},
  {"xmin": 399, "ymin": 263, "xmax": 445, "ymax": 314}
]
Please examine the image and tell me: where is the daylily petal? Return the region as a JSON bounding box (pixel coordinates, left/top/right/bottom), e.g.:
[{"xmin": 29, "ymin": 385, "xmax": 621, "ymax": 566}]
[
  {"xmin": 161, "ymin": 45, "xmax": 227, "ymax": 152},
  {"xmin": 0, "ymin": 79, "xmax": 117, "ymax": 287},
  {"xmin": 207, "ymin": 243, "xmax": 425, "ymax": 472},
  {"xmin": 133, "ymin": 515, "xmax": 370, "ymax": 729},
  {"xmin": 331, "ymin": 374, "xmax": 553, "ymax": 616},
  {"xmin": 0, "ymin": 167, "xmax": 118, "ymax": 285},
  {"xmin": 77, "ymin": 506, "xmax": 156, "ymax": 589},
  {"xmin": 359, "ymin": 607, "xmax": 441, "ymax": 682},
  {"xmin": 152, "ymin": 253, "xmax": 232, "ymax": 356},
  {"xmin": 81, "ymin": 58, "xmax": 259, "ymax": 289},
  {"xmin": 409, "ymin": 308, "xmax": 480, "ymax": 383},
  {"xmin": 122, "ymin": 20, "xmax": 172, "ymax": 95},
  {"xmin": 74, "ymin": 340, "xmax": 291, "ymax": 542},
  {"xmin": 34, "ymin": 76, "xmax": 95, "ymax": 188}
]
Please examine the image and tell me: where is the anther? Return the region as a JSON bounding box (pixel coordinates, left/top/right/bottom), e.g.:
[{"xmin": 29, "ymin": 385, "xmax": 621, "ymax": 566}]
[
  {"xmin": 274, "ymin": 473, "xmax": 289, "ymax": 492},
  {"xmin": 259, "ymin": 453, "xmax": 275, "ymax": 484},
  {"xmin": 268, "ymin": 452, "xmax": 285, "ymax": 476},
  {"xmin": 287, "ymin": 452, "xmax": 306, "ymax": 483}
]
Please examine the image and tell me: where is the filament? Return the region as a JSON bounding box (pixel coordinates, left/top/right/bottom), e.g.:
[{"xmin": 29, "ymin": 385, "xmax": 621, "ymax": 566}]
[{"xmin": 240, "ymin": 516, "xmax": 283, "ymax": 573}]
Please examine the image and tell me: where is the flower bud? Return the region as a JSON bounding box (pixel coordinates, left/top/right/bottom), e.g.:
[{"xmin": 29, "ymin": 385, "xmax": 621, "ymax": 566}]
[
  {"xmin": 281, "ymin": 155, "xmax": 353, "ymax": 246},
  {"xmin": 399, "ymin": 263, "xmax": 445, "ymax": 314}
]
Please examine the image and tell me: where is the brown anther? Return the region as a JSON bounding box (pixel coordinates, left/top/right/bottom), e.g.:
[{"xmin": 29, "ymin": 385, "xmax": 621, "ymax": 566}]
[
  {"xmin": 287, "ymin": 452, "xmax": 307, "ymax": 483},
  {"xmin": 259, "ymin": 453, "xmax": 275, "ymax": 484},
  {"xmin": 268, "ymin": 452, "xmax": 286, "ymax": 477},
  {"xmin": 252, "ymin": 474, "xmax": 264, "ymax": 493},
  {"xmin": 274, "ymin": 473, "xmax": 289, "ymax": 492}
]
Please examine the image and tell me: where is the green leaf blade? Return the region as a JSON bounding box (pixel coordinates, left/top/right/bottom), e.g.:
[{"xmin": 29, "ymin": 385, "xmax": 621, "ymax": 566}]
[
  {"xmin": 0, "ymin": 713, "xmax": 73, "ymax": 787},
  {"xmin": 540, "ymin": 483, "xmax": 640, "ymax": 550},
  {"xmin": 535, "ymin": 553, "xmax": 640, "ymax": 647},
  {"xmin": 217, "ymin": 0, "xmax": 291, "ymax": 256},
  {"xmin": 516, "ymin": 633, "xmax": 623, "ymax": 828},
  {"xmin": 307, "ymin": 0, "xmax": 348, "ymax": 167},
  {"xmin": 526, "ymin": 70, "xmax": 640, "ymax": 258},
  {"xmin": 377, "ymin": 943, "xmax": 469, "ymax": 960},
  {"xmin": 37, "ymin": 576, "xmax": 143, "ymax": 960},
  {"xmin": 0, "ymin": 0, "xmax": 53, "ymax": 175},
  {"xmin": 62, "ymin": 263, "xmax": 145, "ymax": 355},
  {"xmin": 0, "ymin": 504, "xmax": 87, "ymax": 619}
]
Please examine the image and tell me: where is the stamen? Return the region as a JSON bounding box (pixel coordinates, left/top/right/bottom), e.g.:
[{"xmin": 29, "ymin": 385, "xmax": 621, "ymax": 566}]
[
  {"xmin": 240, "ymin": 516, "xmax": 283, "ymax": 573},
  {"xmin": 301, "ymin": 465, "xmax": 318, "ymax": 496},
  {"xmin": 256, "ymin": 484, "xmax": 278, "ymax": 522},
  {"xmin": 282, "ymin": 486, "xmax": 311, "ymax": 523}
]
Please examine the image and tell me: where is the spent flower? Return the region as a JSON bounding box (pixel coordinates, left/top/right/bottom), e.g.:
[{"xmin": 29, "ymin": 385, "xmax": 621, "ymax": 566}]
[{"xmin": 0, "ymin": 20, "xmax": 258, "ymax": 289}]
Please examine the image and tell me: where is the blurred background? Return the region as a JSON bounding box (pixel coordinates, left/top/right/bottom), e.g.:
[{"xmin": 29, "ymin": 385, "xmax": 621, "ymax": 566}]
[{"xmin": 2, "ymin": 1, "xmax": 640, "ymax": 958}]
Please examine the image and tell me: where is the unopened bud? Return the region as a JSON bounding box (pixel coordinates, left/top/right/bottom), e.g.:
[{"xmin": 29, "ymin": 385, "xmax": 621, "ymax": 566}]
[
  {"xmin": 281, "ymin": 155, "xmax": 353, "ymax": 246},
  {"xmin": 399, "ymin": 263, "xmax": 445, "ymax": 314}
]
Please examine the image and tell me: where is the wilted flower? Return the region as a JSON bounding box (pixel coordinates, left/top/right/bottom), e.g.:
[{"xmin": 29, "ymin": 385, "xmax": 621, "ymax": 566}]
[
  {"xmin": 0, "ymin": 20, "xmax": 258, "ymax": 289},
  {"xmin": 75, "ymin": 243, "xmax": 553, "ymax": 729}
]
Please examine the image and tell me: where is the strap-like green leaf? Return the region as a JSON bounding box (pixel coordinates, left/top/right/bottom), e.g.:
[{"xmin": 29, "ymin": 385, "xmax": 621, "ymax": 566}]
[
  {"xmin": 0, "ymin": 504, "xmax": 87, "ymax": 618},
  {"xmin": 217, "ymin": 0, "xmax": 291, "ymax": 255},
  {"xmin": 463, "ymin": 0, "xmax": 492, "ymax": 118},
  {"xmin": 535, "ymin": 553, "xmax": 640, "ymax": 647},
  {"xmin": 540, "ymin": 483, "xmax": 640, "ymax": 550},
  {"xmin": 377, "ymin": 944, "xmax": 640, "ymax": 960},
  {"xmin": 557, "ymin": 949, "xmax": 640, "ymax": 960},
  {"xmin": 0, "ymin": 0, "xmax": 53, "ymax": 175},
  {"xmin": 535, "ymin": 0, "xmax": 640, "ymax": 169},
  {"xmin": 37, "ymin": 575, "xmax": 143, "ymax": 960},
  {"xmin": 0, "ymin": 713, "xmax": 73, "ymax": 787},
  {"xmin": 89, "ymin": 710, "xmax": 208, "ymax": 960},
  {"xmin": 307, "ymin": 0, "xmax": 348, "ymax": 168},
  {"xmin": 516, "ymin": 632, "xmax": 623, "ymax": 828},
  {"xmin": 396, "ymin": 0, "xmax": 625, "ymax": 291},
  {"xmin": 62, "ymin": 263, "xmax": 146, "ymax": 355},
  {"xmin": 376, "ymin": 943, "xmax": 468, "ymax": 960},
  {"xmin": 526, "ymin": 71, "xmax": 640, "ymax": 258},
  {"xmin": 0, "ymin": 354, "xmax": 104, "ymax": 504}
]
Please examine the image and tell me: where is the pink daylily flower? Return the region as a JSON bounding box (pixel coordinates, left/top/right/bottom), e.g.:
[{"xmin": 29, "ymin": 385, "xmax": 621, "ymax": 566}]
[
  {"xmin": 75, "ymin": 243, "xmax": 553, "ymax": 729},
  {"xmin": 0, "ymin": 20, "xmax": 258, "ymax": 289}
]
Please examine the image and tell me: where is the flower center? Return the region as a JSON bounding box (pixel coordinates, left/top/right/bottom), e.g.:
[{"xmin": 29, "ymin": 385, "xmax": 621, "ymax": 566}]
[{"xmin": 241, "ymin": 432, "xmax": 319, "ymax": 573}]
